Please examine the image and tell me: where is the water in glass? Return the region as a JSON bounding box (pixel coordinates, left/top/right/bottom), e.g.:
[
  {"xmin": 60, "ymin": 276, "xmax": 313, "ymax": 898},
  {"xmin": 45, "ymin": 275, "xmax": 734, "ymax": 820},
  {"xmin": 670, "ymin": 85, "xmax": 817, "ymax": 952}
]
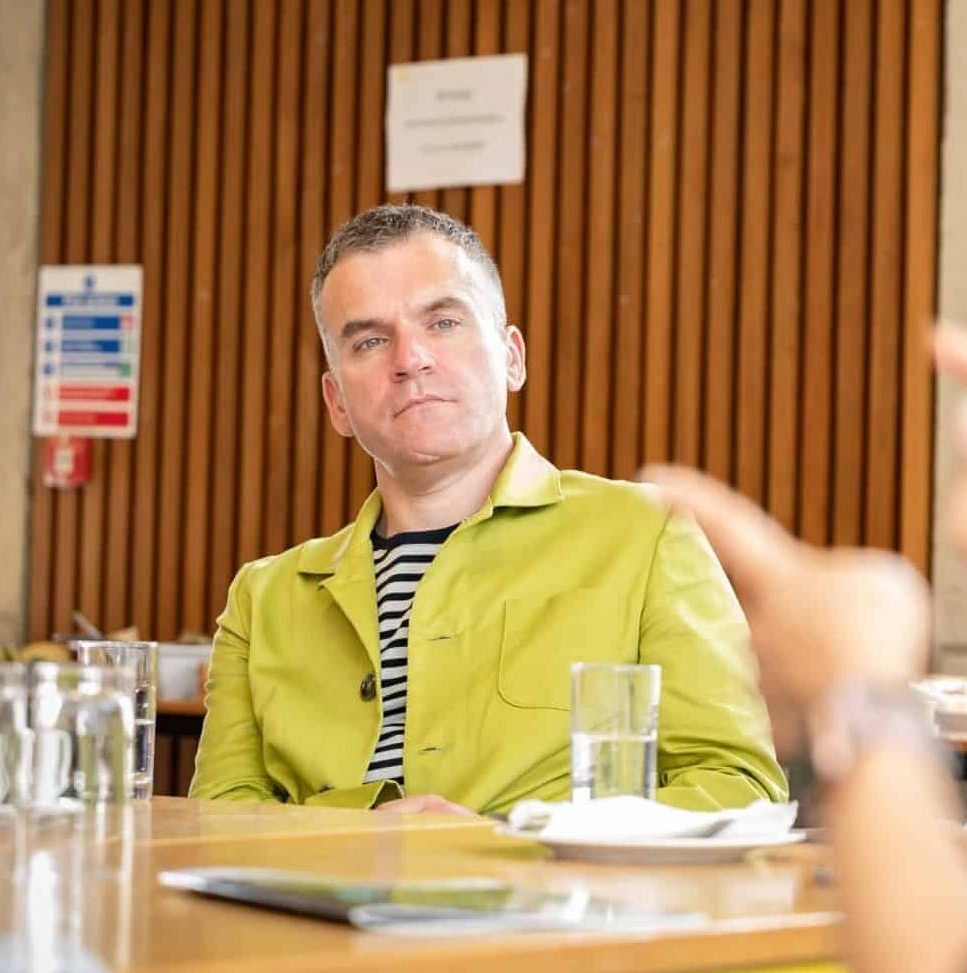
[{"xmin": 570, "ymin": 729, "xmax": 658, "ymax": 801}]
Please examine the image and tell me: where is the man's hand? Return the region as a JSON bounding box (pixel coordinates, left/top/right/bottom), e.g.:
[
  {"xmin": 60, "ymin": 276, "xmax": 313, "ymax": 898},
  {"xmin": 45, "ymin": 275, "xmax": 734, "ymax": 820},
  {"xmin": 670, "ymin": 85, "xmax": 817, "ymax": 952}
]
[
  {"xmin": 639, "ymin": 466, "xmax": 930, "ymax": 752},
  {"xmin": 375, "ymin": 794, "xmax": 478, "ymax": 816}
]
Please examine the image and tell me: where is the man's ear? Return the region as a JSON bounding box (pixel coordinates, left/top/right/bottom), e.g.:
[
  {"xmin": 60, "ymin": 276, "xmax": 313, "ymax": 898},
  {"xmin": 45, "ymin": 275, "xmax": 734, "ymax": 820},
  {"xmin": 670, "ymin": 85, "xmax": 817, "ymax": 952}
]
[
  {"xmin": 321, "ymin": 371, "xmax": 354, "ymax": 438},
  {"xmin": 505, "ymin": 325, "xmax": 527, "ymax": 392}
]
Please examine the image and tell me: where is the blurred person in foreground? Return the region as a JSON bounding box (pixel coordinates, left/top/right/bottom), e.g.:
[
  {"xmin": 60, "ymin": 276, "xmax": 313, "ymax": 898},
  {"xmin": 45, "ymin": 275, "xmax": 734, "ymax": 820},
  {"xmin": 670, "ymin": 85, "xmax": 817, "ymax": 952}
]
[
  {"xmin": 189, "ymin": 203, "xmax": 786, "ymax": 815},
  {"xmin": 643, "ymin": 329, "xmax": 967, "ymax": 973}
]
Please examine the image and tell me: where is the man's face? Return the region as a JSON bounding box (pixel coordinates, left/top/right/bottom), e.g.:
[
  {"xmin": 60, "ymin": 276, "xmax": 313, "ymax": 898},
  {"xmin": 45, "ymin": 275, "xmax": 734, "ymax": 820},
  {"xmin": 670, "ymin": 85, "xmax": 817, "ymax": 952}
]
[{"xmin": 318, "ymin": 232, "xmax": 525, "ymax": 475}]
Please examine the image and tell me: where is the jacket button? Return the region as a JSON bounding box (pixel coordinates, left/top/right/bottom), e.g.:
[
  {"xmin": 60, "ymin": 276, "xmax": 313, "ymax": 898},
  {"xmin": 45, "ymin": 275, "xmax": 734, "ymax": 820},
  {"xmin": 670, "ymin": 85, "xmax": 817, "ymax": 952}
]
[{"xmin": 359, "ymin": 673, "xmax": 377, "ymax": 701}]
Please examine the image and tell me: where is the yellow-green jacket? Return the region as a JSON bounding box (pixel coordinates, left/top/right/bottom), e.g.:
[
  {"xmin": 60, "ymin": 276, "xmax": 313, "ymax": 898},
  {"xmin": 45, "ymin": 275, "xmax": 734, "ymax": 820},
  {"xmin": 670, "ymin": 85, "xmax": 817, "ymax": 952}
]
[{"xmin": 190, "ymin": 434, "xmax": 787, "ymax": 813}]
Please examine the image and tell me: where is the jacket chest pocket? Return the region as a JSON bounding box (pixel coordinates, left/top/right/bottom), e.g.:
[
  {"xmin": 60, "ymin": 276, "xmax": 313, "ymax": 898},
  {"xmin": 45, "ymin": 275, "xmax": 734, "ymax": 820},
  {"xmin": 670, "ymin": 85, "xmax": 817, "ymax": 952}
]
[{"xmin": 497, "ymin": 588, "xmax": 634, "ymax": 711}]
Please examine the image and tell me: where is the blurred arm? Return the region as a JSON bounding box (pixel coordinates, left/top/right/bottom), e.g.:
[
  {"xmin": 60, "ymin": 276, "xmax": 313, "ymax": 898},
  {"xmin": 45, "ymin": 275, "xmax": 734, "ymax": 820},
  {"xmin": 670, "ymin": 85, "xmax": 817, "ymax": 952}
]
[
  {"xmin": 643, "ymin": 463, "xmax": 967, "ymax": 973},
  {"xmin": 829, "ymin": 745, "xmax": 967, "ymax": 973}
]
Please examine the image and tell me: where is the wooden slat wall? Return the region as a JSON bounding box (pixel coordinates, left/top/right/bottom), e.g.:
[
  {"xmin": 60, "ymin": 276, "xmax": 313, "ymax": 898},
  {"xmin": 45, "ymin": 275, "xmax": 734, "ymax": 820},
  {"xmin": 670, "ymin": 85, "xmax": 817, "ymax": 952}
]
[{"xmin": 29, "ymin": 0, "xmax": 942, "ymax": 641}]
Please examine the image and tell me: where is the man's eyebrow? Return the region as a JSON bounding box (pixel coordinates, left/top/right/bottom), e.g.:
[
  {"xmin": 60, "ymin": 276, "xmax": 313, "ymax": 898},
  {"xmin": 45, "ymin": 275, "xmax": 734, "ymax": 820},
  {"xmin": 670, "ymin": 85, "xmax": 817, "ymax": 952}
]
[
  {"xmin": 419, "ymin": 295, "xmax": 473, "ymax": 317},
  {"xmin": 339, "ymin": 318, "xmax": 383, "ymax": 342},
  {"xmin": 338, "ymin": 296, "xmax": 472, "ymax": 342}
]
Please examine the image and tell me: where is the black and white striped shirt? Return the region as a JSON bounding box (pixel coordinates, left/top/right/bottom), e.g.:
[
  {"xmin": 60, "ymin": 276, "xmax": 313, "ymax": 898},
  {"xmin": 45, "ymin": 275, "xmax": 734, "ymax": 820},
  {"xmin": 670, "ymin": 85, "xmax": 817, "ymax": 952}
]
[{"xmin": 362, "ymin": 524, "xmax": 457, "ymax": 786}]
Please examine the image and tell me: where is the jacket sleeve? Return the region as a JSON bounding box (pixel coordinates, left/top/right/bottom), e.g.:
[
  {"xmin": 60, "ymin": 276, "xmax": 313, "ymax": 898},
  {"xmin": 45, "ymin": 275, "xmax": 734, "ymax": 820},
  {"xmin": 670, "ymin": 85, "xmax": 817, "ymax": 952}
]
[
  {"xmin": 640, "ymin": 510, "xmax": 789, "ymax": 810},
  {"xmin": 189, "ymin": 563, "xmax": 283, "ymax": 802}
]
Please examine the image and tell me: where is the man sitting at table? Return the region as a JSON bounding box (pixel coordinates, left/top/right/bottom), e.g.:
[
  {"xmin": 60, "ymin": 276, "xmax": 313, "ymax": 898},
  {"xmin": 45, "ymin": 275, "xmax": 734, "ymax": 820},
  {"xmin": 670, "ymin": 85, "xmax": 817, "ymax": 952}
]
[{"xmin": 189, "ymin": 204, "xmax": 786, "ymax": 815}]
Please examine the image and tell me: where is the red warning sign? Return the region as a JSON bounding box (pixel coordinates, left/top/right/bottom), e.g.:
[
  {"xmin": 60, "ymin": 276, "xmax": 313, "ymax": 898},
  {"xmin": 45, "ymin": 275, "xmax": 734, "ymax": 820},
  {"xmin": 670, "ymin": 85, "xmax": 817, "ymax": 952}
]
[{"xmin": 43, "ymin": 436, "xmax": 92, "ymax": 489}]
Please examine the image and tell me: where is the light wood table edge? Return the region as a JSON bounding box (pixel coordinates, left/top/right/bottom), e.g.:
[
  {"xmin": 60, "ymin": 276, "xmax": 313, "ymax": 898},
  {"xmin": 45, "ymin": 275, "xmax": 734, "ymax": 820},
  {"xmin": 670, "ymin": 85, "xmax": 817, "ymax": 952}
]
[{"xmin": 129, "ymin": 916, "xmax": 842, "ymax": 973}]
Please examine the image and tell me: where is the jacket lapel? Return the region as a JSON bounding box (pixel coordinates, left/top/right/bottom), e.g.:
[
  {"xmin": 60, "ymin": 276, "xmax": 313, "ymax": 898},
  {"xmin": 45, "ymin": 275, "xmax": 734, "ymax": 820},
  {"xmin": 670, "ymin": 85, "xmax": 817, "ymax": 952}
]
[{"xmin": 297, "ymin": 490, "xmax": 383, "ymax": 672}]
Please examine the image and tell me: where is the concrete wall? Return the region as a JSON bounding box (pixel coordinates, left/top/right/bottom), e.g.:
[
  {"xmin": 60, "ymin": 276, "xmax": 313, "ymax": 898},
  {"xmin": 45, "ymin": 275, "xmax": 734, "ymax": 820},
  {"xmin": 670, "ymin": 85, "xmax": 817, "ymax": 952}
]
[
  {"xmin": 0, "ymin": 0, "xmax": 45, "ymax": 646},
  {"xmin": 934, "ymin": 1, "xmax": 967, "ymax": 671}
]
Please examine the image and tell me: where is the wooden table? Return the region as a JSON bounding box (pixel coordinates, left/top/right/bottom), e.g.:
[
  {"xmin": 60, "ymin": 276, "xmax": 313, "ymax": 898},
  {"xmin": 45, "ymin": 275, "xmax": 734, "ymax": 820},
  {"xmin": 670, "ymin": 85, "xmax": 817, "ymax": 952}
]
[{"xmin": 0, "ymin": 797, "xmax": 845, "ymax": 973}]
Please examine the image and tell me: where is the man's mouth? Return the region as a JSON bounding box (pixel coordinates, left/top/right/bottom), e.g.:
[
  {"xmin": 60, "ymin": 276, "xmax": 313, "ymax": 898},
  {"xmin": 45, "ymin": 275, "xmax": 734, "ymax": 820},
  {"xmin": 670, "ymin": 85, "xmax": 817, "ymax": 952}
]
[{"xmin": 395, "ymin": 395, "xmax": 450, "ymax": 416}]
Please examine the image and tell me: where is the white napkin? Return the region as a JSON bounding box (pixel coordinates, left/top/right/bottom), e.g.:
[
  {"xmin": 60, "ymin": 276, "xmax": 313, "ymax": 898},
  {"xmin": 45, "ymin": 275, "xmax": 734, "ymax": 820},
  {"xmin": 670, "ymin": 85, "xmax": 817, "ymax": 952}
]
[{"xmin": 506, "ymin": 796, "xmax": 798, "ymax": 842}]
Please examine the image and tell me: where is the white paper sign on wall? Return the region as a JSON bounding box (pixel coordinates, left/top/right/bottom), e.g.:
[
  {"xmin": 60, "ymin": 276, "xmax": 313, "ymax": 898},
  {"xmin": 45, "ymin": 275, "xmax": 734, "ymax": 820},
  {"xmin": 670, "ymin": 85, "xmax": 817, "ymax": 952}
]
[
  {"xmin": 33, "ymin": 265, "xmax": 143, "ymax": 439},
  {"xmin": 386, "ymin": 54, "xmax": 527, "ymax": 193}
]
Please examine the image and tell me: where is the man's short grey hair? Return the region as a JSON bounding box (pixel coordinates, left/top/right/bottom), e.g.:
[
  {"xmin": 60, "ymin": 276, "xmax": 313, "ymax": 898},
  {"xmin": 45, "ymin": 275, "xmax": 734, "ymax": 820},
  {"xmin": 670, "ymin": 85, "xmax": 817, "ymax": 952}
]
[{"xmin": 310, "ymin": 204, "xmax": 507, "ymax": 359}]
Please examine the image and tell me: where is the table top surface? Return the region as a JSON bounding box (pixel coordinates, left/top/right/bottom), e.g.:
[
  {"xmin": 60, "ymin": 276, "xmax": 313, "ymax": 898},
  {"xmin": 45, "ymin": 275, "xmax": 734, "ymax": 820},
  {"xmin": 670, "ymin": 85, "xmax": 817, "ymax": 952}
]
[{"xmin": 0, "ymin": 797, "xmax": 843, "ymax": 973}]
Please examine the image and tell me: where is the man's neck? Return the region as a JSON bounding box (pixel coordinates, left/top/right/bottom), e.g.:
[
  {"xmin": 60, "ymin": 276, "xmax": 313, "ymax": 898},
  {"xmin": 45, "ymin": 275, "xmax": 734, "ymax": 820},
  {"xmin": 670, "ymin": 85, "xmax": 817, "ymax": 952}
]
[{"xmin": 374, "ymin": 428, "xmax": 514, "ymax": 536}]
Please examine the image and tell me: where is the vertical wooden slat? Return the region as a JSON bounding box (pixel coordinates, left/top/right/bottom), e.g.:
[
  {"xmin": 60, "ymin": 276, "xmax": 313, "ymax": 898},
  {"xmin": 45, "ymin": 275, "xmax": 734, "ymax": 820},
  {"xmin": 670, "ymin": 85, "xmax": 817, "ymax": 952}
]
[
  {"xmin": 347, "ymin": 0, "xmax": 387, "ymax": 515},
  {"xmin": 103, "ymin": 0, "xmax": 144, "ymax": 633},
  {"xmin": 78, "ymin": 0, "xmax": 120, "ymax": 632},
  {"xmin": 734, "ymin": 0, "xmax": 776, "ymax": 502},
  {"xmin": 64, "ymin": 0, "xmax": 93, "ymax": 266},
  {"xmin": 734, "ymin": 0, "xmax": 774, "ymax": 503},
  {"xmin": 155, "ymin": 0, "xmax": 198, "ymax": 639},
  {"xmin": 524, "ymin": 0, "xmax": 560, "ymax": 453},
  {"xmin": 237, "ymin": 0, "xmax": 277, "ymax": 564},
  {"xmin": 53, "ymin": 0, "xmax": 96, "ymax": 635},
  {"xmin": 642, "ymin": 0, "xmax": 680, "ymax": 464},
  {"xmin": 130, "ymin": 0, "xmax": 171, "ymax": 636},
  {"xmin": 832, "ymin": 0, "xmax": 873, "ymax": 546},
  {"xmin": 412, "ymin": 0, "xmax": 444, "ymax": 211},
  {"xmin": 901, "ymin": 0, "xmax": 940, "ymax": 573},
  {"xmin": 672, "ymin": 0, "xmax": 711, "ymax": 468},
  {"xmin": 29, "ymin": 0, "xmax": 70, "ymax": 640},
  {"xmin": 798, "ymin": 0, "xmax": 840, "ymax": 546},
  {"xmin": 580, "ymin": 0, "xmax": 618, "ymax": 476},
  {"xmin": 865, "ymin": 0, "xmax": 905, "ymax": 550},
  {"xmin": 469, "ymin": 0, "xmax": 501, "ymax": 255},
  {"xmin": 611, "ymin": 0, "xmax": 649, "ymax": 480},
  {"xmin": 181, "ymin": 0, "xmax": 224, "ymax": 633},
  {"xmin": 322, "ymin": 0, "xmax": 359, "ymax": 533},
  {"xmin": 208, "ymin": 0, "xmax": 251, "ymax": 623},
  {"xmin": 386, "ymin": 0, "xmax": 416, "ymax": 206},
  {"xmin": 703, "ymin": 0, "xmax": 742, "ymax": 483},
  {"xmin": 552, "ymin": 0, "xmax": 590, "ymax": 470},
  {"xmin": 291, "ymin": 0, "xmax": 330, "ymax": 549},
  {"xmin": 441, "ymin": 0, "xmax": 472, "ymax": 223},
  {"xmin": 264, "ymin": 0, "xmax": 304, "ymax": 555},
  {"xmin": 767, "ymin": 0, "xmax": 806, "ymax": 531},
  {"xmin": 521, "ymin": 0, "xmax": 560, "ymax": 456},
  {"xmin": 498, "ymin": 0, "xmax": 530, "ymax": 434}
]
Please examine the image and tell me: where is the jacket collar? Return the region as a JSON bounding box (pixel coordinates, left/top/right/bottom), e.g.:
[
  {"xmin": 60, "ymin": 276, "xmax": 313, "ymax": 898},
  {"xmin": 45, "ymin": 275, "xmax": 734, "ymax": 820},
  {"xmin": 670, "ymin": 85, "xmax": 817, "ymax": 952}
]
[
  {"xmin": 296, "ymin": 432, "xmax": 563, "ymax": 579},
  {"xmin": 490, "ymin": 432, "xmax": 564, "ymax": 510},
  {"xmin": 296, "ymin": 489, "xmax": 382, "ymax": 580}
]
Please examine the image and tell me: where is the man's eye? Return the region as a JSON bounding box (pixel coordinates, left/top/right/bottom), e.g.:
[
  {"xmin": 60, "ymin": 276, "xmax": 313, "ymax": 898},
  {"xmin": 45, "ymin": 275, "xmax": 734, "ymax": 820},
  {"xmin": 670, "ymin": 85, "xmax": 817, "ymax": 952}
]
[
  {"xmin": 354, "ymin": 336, "xmax": 384, "ymax": 352},
  {"xmin": 431, "ymin": 318, "xmax": 459, "ymax": 331}
]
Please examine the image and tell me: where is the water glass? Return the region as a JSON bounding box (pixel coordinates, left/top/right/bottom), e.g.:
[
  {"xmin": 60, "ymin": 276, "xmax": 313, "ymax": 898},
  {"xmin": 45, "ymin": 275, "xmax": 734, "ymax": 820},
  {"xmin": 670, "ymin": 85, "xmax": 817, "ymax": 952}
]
[
  {"xmin": 29, "ymin": 662, "xmax": 135, "ymax": 810},
  {"xmin": 72, "ymin": 641, "xmax": 157, "ymax": 800},
  {"xmin": 0, "ymin": 663, "xmax": 29, "ymax": 807},
  {"xmin": 570, "ymin": 663, "xmax": 661, "ymax": 802}
]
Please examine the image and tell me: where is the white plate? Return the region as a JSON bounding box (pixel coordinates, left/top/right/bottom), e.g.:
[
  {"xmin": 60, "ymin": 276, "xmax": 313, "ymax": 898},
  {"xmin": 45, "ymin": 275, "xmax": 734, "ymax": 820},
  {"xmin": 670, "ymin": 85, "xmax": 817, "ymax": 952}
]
[{"xmin": 496, "ymin": 827, "xmax": 807, "ymax": 865}]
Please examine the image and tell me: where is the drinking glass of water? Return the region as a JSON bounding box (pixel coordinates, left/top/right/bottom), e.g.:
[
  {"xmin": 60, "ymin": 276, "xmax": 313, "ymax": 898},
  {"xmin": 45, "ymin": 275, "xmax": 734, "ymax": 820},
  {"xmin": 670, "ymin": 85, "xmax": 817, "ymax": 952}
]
[
  {"xmin": 570, "ymin": 662, "xmax": 661, "ymax": 802},
  {"xmin": 29, "ymin": 661, "xmax": 135, "ymax": 809},
  {"xmin": 70, "ymin": 641, "xmax": 158, "ymax": 800},
  {"xmin": 0, "ymin": 663, "xmax": 29, "ymax": 808}
]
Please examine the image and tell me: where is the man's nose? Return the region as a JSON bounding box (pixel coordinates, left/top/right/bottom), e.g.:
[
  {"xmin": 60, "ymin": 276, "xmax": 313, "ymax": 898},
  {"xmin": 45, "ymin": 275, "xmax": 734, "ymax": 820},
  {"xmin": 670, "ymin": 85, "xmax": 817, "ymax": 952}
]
[{"xmin": 392, "ymin": 332, "xmax": 434, "ymax": 378}]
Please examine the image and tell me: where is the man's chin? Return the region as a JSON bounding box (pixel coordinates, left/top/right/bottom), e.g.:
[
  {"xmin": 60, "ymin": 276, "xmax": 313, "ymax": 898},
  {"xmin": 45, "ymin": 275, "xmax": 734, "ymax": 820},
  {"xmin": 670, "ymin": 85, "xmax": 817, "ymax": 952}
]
[
  {"xmin": 365, "ymin": 436, "xmax": 465, "ymax": 472},
  {"xmin": 397, "ymin": 441, "xmax": 463, "ymax": 466}
]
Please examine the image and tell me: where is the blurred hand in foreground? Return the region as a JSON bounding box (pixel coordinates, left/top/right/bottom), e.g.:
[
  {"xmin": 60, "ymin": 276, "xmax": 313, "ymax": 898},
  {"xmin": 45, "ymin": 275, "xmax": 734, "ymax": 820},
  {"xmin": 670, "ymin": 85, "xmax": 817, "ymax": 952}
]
[{"xmin": 639, "ymin": 465, "xmax": 931, "ymax": 752}]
